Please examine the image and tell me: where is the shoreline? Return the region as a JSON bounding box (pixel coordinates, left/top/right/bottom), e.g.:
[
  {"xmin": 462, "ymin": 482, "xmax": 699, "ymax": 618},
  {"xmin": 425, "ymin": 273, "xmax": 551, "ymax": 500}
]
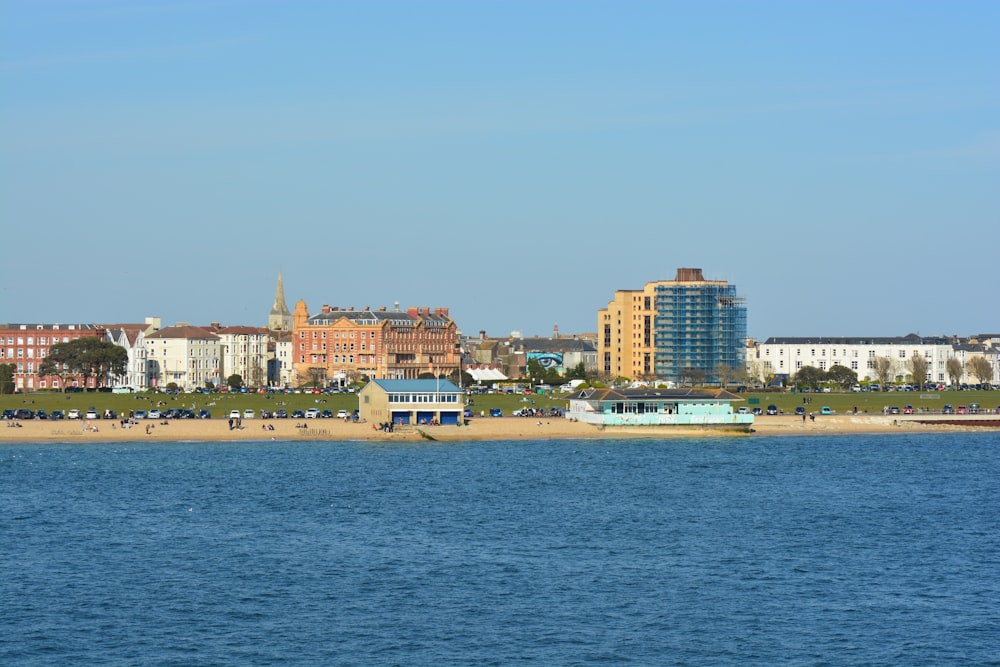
[{"xmin": 2, "ymin": 414, "xmax": 998, "ymax": 443}]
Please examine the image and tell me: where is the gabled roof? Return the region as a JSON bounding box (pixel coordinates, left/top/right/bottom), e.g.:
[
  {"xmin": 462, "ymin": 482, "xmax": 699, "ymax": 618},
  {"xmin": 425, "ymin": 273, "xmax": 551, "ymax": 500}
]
[{"xmin": 568, "ymin": 387, "xmax": 743, "ymax": 402}]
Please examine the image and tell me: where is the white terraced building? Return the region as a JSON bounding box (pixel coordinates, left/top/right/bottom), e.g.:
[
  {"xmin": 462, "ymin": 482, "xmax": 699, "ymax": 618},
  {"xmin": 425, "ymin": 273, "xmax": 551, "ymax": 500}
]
[{"xmin": 750, "ymin": 334, "xmax": 999, "ymax": 387}]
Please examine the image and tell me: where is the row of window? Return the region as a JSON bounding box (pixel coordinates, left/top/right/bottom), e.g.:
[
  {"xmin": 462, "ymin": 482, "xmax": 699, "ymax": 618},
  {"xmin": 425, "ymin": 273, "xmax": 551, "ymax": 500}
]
[
  {"xmin": 387, "ymin": 393, "xmax": 460, "ymax": 404},
  {"xmin": 765, "ymin": 348, "xmax": 936, "ymax": 359}
]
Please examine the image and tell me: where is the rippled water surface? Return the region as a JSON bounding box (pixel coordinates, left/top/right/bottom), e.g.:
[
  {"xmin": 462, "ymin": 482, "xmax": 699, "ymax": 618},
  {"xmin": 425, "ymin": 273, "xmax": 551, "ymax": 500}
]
[{"xmin": 2, "ymin": 434, "xmax": 999, "ymax": 665}]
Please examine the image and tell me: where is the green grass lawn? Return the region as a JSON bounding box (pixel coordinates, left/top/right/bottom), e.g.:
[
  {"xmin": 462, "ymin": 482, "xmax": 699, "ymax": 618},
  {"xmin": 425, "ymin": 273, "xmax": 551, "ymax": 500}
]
[{"xmin": 2, "ymin": 388, "xmax": 998, "ymax": 420}]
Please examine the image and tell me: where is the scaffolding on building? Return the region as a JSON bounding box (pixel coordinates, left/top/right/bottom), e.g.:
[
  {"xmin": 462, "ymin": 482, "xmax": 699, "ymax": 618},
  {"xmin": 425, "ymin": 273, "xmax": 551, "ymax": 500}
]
[{"xmin": 653, "ymin": 283, "xmax": 747, "ymax": 385}]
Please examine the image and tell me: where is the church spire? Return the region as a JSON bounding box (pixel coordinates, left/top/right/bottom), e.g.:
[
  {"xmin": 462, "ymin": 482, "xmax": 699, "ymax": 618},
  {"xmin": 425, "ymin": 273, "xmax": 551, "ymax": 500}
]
[{"xmin": 268, "ymin": 272, "xmax": 292, "ymax": 331}]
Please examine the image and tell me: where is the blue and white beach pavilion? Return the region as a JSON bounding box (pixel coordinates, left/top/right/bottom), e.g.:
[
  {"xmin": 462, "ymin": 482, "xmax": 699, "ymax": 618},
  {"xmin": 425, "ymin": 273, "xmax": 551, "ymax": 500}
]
[
  {"xmin": 565, "ymin": 387, "xmax": 753, "ymax": 429},
  {"xmin": 359, "ymin": 379, "xmax": 466, "ymax": 426}
]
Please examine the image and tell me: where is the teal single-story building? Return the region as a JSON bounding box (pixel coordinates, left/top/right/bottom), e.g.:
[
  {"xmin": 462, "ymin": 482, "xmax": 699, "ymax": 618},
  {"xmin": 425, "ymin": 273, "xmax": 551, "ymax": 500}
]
[
  {"xmin": 565, "ymin": 387, "xmax": 753, "ymax": 428},
  {"xmin": 359, "ymin": 378, "xmax": 466, "ymax": 426}
]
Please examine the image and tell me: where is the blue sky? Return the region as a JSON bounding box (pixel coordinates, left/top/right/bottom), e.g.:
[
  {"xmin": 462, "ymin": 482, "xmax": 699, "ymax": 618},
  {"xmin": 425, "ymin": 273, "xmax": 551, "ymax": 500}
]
[{"xmin": 2, "ymin": 1, "xmax": 997, "ymax": 340}]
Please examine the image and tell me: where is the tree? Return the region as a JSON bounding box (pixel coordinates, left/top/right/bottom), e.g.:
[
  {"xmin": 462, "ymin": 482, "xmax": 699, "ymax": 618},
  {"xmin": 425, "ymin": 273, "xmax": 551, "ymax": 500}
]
[
  {"xmin": 966, "ymin": 356, "xmax": 994, "ymax": 386},
  {"xmin": 714, "ymin": 364, "xmax": 738, "ymax": 388},
  {"xmin": 827, "ymin": 364, "xmax": 858, "ymax": 389},
  {"xmin": 565, "ymin": 362, "xmax": 587, "ymax": 381},
  {"xmin": 227, "ymin": 374, "xmax": 244, "ymax": 390},
  {"xmin": 0, "ymin": 363, "xmax": 14, "ymax": 394},
  {"xmin": 678, "ymin": 367, "xmax": 705, "ymax": 387},
  {"xmin": 907, "ymin": 354, "xmax": 930, "ymax": 388},
  {"xmin": 38, "ymin": 337, "xmax": 127, "ymax": 389},
  {"xmin": 793, "ymin": 365, "xmax": 826, "ymax": 388},
  {"xmin": 946, "ymin": 357, "xmax": 963, "ymax": 388},
  {"xmin": 305, "ymin": 367, "xmax": 326, "ymax": 388},
  {"xmin": 872, "ymin": 356, "xmax": 893, "ymax": 390}
]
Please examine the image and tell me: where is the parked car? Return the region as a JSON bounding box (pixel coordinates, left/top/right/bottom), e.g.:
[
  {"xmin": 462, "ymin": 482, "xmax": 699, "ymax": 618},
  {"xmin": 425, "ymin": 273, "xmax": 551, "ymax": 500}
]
[
  {"xmin": 820, "ymin": 406, "xmax": 833, "ymax": 415},
  {"xmin": 275, "ymin": 409, "xmax": 288, "ymax": 418},
  {"xmin": 336, "ymin": 409, "xmax": 350, "ymax": 419},
  {"xmin": 903, "ymin": 405, "xmax": 914, "ymax": 414},
  {"xmin": 956, "ymin": 406, "xmax": 968, "ymax": 415},
  {"xmin": 229, "ymin": 410, "xmax": 241, "ymax": 419},
  {"xmin": 85, "ymin": 408, "xmax": 99, "ymax": 420},
  {"xmin": 752, "ymin": 407, "xmax": 763, "ymax": 416},
  {"xmin": 321, "ymin": 410, "xmax": 333, "ymax": 418},
  {"xmin": 134, "ymin": 409, "xmax": 148, "ymax": 419},
  {"xmin": 794, "ymin": 406, "xmax": 806, "ymax": 416},
  {"xmin": 243, "ymin": 409, "xmax": 254, "ymax": 419},
  {"xmin": 305, "ymin": 408, "xmax": 320, "ymax": 419},
  {"xmin": 291, "ymin": 410, "xmax": 305, "ymax": 418},
  {"xmin": 15, "ymin": 408, "xmax": 35, "ymax": 420},
  {"xmin": 50, "ymin": 409, "xmax": 65, "ymax": 420},
  {"xmin": 197, "ymin": 410, "xmax": 212, "ymax": 419},
  {"xmin": 766, "ymin": 405, "xmax": 779, "ymax": 415},
  {"xmin": 36, "ymin": 409, "xmax": 48, "ymax": 420},
  {"xmin": 888, "ymin": 406, "xmax": 900, "ymax": 415},
  {"xmin": 736, "ymin": 407, "xmax": 750, "ymax": 414},
  {"xmin": 67, "ymin": 408, "xmax": 81, "ymax": 420},
  {"xmin": 148, "ymin": 409, "xmax": 161, "ymax": 419},
  {"xmin": 942, "ymin": 404, "xmax": 955, "ymax": 414},
  {"xmin": 490, "ymin": 408, "xmax": 503, "ymax": 417},
  {"xmin": 1, "ymin": 409, "xmax": 16, "ymax": 420},
  {"xmin": 969, "ymin": 403, "xmax": 980, "ymax": 414}
]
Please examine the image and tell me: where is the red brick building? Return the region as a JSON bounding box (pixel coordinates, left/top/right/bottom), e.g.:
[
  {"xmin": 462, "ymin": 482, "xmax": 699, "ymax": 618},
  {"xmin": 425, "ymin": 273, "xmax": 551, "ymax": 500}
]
[
  {"xmin": 0, "ymin": 323, "xmax": 106, "ymax": 391},
  {"xmin": 291, "ymin": 302, "xmax": 460, "ymax": 386}
]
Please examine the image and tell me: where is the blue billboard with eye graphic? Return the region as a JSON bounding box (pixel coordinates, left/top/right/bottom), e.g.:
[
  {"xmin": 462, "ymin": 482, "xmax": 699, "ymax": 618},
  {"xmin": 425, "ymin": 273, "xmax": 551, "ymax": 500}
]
[{"xmin": 528, "ymin": 351, "xmax": 564, "ymax": 374}]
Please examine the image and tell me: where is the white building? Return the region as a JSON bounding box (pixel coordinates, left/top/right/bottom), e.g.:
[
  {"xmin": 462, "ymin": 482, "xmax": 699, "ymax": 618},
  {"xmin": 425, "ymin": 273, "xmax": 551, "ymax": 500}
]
[
  {"xmin": 751, "ymin": 335, "xmax": 984, "ymax": 386},
  {"xmin": 272, "ymin": 334, "xmax": 294, "ymax": 387},
  {"xmin": 212, "ymin": 325, "xmax": 269, "ymax": 388},
  {"xmin": 144, "ymin": 325, "xmax": 221, "ymax": 391},
  {"xmin": 104, "ymin": 317, "xmax": 161, "ymax": 390}
]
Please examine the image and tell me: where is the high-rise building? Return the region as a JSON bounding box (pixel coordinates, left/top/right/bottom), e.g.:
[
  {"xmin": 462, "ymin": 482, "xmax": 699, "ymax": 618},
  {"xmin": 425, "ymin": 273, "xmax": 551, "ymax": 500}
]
[{"xmin": 598, "ymin": 268, "xmax": 747, "ymax": 386}]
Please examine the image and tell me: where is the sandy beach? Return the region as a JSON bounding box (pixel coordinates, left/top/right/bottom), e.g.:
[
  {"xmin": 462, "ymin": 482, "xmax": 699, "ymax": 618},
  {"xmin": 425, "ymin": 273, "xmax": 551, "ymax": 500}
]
[{"xmin": 2, "ymin": 413, "xmax": 998, "ymax": 444}]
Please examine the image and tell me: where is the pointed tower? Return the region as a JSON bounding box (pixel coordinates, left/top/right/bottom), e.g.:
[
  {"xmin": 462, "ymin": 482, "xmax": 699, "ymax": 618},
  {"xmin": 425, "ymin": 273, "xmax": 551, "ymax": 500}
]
[{"xmin": 268, "ymin": 272, "xmax": 293, "ymax": 332}]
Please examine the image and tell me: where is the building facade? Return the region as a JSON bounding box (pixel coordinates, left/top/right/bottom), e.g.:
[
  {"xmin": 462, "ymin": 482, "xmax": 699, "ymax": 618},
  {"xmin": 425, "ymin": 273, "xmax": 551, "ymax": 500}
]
[
  {"xmin": 359, "ymin": 378, "xmax": 465, "ymax": 426},
  {"xmin": 211, "ymin": 325, "xmax": 269, "ymax": 388},
  {"xmin": 598, "ymin": 268, "xmax": 747, "ymax": 386},
  {"xmin": 144, "ymin": 325, "xmax": 221, "ymax": 391},
  {"xmin": 0, "ymin": 323, "xmax": 106, "ymax": 391},
  {"xmin": 292, "ymin": 302, "xmax": 460, "ymax": 387},
  {"xmin": 751, "ymin": 335, "xmax": 999, "ymax": 386}
]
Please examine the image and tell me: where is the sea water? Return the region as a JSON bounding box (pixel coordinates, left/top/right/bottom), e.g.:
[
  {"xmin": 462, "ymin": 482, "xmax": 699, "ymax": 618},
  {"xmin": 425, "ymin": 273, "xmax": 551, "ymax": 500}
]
[{"xmin": 2, "ymin": 434, "xmax": 998, "ymax": 666}]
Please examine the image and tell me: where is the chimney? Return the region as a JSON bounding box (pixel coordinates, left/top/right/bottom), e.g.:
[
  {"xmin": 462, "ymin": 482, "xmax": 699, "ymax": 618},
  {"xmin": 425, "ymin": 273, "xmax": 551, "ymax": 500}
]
[
  {"xmin": 379, "ymin": 306, "xmax": 386, "ymax": 312},
  {"xmin": 408, "ymin": 307, "xmax": 419, "ymax": 317},
  {"xmin": 480, "ymin": 330, "xmax": 486, "ymax": 340},
  {"xmin": 321, "ymin": 305, "xmax": 332, "ymax": 314}
]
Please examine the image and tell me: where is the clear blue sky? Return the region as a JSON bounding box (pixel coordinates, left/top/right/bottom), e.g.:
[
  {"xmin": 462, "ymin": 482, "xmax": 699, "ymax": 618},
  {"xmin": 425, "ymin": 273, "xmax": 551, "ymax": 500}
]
[{"xmin": 2, "ymin": 1, "xmax": 997, "ymax": 340}]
